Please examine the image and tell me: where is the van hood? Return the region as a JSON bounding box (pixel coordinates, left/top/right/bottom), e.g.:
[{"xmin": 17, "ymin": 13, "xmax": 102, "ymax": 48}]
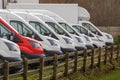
[
  {"xmin": 102, "ymin": 32, "xmax": 113, "ymax": 39},
  {"xmin": 25, "ymin": 36, "xmax": 42, "ymax": 43},
  {"xmin": 59, "ymin": 35, "xmax": 74, "ymax": 42},
  {"xmin": 0, "ymin": 38, "xmax": 21, "ymax": 58},
  {"xmin": 0, "ymin": 38, "xmax": 19, "ymax": 47}
]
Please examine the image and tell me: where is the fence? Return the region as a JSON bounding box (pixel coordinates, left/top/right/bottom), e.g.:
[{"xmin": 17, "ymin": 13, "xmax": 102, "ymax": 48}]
[{"xmin": 0, "ymin": 44, "xmax": 120, "ymax": 80}]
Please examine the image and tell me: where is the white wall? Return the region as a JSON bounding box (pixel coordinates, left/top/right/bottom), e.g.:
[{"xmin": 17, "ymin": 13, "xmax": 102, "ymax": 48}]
[
  {"xmin": 16, "ymin": 0, "xmax": 39, "ymax": 3},
  {"xmin": 7, "ymin": 4, "xmax": 78, "ymax": 24},
  {"xmin": 34, "ymin": 4, "xmax": 78, "ymax": 24},
  {"xmin": 0, "ymin": 0, "xmax": 8, "ymax": 9},
  {"xmin": 0, "ymin": 0, "xmax": 2, "ymax": 9}
]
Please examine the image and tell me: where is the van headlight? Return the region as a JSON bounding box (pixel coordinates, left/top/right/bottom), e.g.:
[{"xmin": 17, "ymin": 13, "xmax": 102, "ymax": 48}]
[
  {"xmin": 48, "ymin": 39, "xmax": 58, "ymax": 46},
  {"xmin": 75, "ymin": 37, "xmax": 83, "ymax": 43},
  {"xmin": 4, "ymin": 42, "xmax": 19, "ymax": 51},
  {"xmin": 96, "ymin": 36, "xmax": 103, "ymax": 42},
  {"xmin": 105, "ymin": 35, "xmax": 112, "ymax": 39},
  {"xmin": 84, "ymin": 36, "xmax": 90, "ymax": 41},
  {"xmin": 29, "ymin": 40, "xmax": 41, "ymax": 48},
  {"xmin": 63, "ymin": 38, "xmax": 73, "ymax": 44}
]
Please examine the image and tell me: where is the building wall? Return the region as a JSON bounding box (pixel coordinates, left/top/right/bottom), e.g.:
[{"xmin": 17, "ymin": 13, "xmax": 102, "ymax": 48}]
[
  {"xmin": 39, "ymin": 0, "xmax": 120, "ymax": 26},
  {"xmin": 16, "ymin": 0, "xmax": 39, "ymax": 3},
  {"xmin": 98, "ymin": 26, "xmax": 120, "ymax": 37},
  {"xmin": 0, "ymin": 0, "xmax": 3, "ymax": 9}
]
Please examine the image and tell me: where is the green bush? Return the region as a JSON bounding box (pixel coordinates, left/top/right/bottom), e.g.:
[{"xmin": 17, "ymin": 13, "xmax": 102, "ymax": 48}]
[{"xmin": 114, "ymin": 35, "xmax": 120, "ymax": 44}]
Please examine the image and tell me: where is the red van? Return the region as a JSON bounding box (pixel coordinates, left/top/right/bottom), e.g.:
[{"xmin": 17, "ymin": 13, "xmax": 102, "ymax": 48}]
[{"xmin": 0, "ymin": 17, "xmax": 45, "ymax": 59}]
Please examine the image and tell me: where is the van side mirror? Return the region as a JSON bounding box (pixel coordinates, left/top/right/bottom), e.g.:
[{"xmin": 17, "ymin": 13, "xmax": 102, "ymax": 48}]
[
  {"xmin": 8, "ymin": 33, "xmax": 21, "ymax": 42},
  {"xmin": 26, "ymin": 32, "xmax": 34, "ymax": 38},
  {"xmin": 12, "ymin": 35, "xmax": 21, "ymax": 43},
  {"xmin": 1, "ymin": 32, "xmax": 14, "ymax": 40},
  {"xmin": 6, "ymin": 33, "xmax": 14, "ymax": 41},
  {"xmin": 9, "ymin": 33, "xmax": 14, "ymax": 41}
]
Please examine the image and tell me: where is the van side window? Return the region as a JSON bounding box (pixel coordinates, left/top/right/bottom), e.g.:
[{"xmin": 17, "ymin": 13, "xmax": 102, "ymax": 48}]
[
  {"xmin": 82, "ymin": 23, "xmax": 97, "ymax": 33},
  {"xmin": 80, "ymin": 27, "xmax": 88, "ymax": 35},
  {"xmin": 46, "ymin": 22, "xmax": 65, "ymax": 35},
  {"xmin": 82, "ymin": 23, "xmax": 90, "ymax": 29},
  {"xmin": 0, "ymin": 22, "xmax": 21, "ymax": 42},
  {"xmin": 29, "ymin": 21, "xmax": 50, "ymax": 36},
  {"xmin": 11, "ymin": 22, "xmax": 23, "ymax": 34},
  {"xmin": 0, "ymin": 23, "xmax": 10, "ymax": 38},
  {"xmin": 82, "ymin": 23, "xmax": 102, "ymax": 36},
  {"xmin": 0, "ymin": 23, "xmax": 10, "ymax": 35},
  {"xmin": 10, "ymin": 21, "xmax": 33, "ymax": 37},
  {"xmin": 59, "ymin": 23, "xmax": 75, "ymax": 34},
  {"xmin": 72, "ymin": 25, "xmax": 81, "ymax": 33}
]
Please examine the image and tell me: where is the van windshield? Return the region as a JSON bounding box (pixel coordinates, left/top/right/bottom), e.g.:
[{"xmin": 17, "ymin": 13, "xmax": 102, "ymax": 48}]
[
  {"xmin": 72, "ymin": 25, "xmax": 88, "ymax": 35},
  {"xmin": 10, "ymin": 21, "xmax": 34, "ymax": 37},
  {"xmin": 59, "ymin": 22, "xmax": 75, "ymax": 34},
  {"xmin": 0, "ymin": 23, "xmax": 11, "ymax": 39},
  {"xmin": 0, "ymin": 22, "xmax": 22, "ymax": 42},
  {"xmin": 29, "ymin": 21, "xmax": 51, "ymax": 36},
  {"xmin": 46, "ymin": 22, "xmax": 65, "ymax": 35},
  {"xmin": 82, "ymin": 23, "xmax": 102, "ymax": 36}
]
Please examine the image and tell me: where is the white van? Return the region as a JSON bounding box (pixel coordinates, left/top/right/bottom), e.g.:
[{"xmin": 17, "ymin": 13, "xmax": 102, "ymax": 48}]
[
  {"xmin": 79, "ymin": 21, "xmax": 114, "ymax": 46},
  {"xmin": 0, "ymin": 10, "xmax": 62, "ymax": 56},
  {"xmin": 11, "ymin": 11, "xmax": 76, "ymax": 53},
  {"xmin": 72, "ymin": 24, "xmax": 105, "ymax": 48}
]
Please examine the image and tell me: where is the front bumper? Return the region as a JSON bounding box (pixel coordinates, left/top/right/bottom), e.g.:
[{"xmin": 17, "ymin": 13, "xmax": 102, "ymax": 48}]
[
  {"xmin": 105, "ymin": 42, "xmax": 114, "ymax": 46},
  {"xmin": 61, "ymin": 48, "xmax": 76, "ymax": 53},
  {"xmin": 86, "ymin": 45, "xmax": 94, "ymax": 49},
  {"xmin": 4, "ymin": 57, "xmax": 23, "ymax": 72},
  {"xmin": 21, "ymin": 52, "xmax": 45, "ymax": 59},
  {"xmin": 44, "ymin": 50, "xmax": 63, "ymax": 56},
  {"xmin": 4, "ymin": 57, "xmax": 22, "ymax": 62},
  {"xmin": 75, "ymin": 46, "xmax": 87, "ymax": 51}
]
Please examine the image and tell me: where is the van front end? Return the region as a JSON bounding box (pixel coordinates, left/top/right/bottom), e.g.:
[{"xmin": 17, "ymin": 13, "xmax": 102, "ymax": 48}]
[
  {"xmin": 102, "ymin": 32, "xmax": 114, "ymax": 46},
  {"xmin": 58, "ymin": 35, "xmax": 76, "ymax": 53},
  {"xmin": 70, "ymin": 34, "xmax": 87, "ymax": 51},
  {"xmin": 19, "ymin": 37, "xmax": 45, "ymax": 59},
  {"xmin": 43, "ymin": 36, "xmax": 63, "ymax": 56},
  {"xmin": 82, "ymin": 35, "xmax": 94, "ymax": 49},
  {"xmin": 0, "ymin": 38, "xmax": 22, "ymax": 72}
]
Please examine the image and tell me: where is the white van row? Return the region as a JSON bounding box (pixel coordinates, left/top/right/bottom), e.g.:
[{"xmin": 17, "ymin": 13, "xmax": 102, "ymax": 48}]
[{"xmin": 0, "ymin": 9, "xmax": 114, "ymax": 72}]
